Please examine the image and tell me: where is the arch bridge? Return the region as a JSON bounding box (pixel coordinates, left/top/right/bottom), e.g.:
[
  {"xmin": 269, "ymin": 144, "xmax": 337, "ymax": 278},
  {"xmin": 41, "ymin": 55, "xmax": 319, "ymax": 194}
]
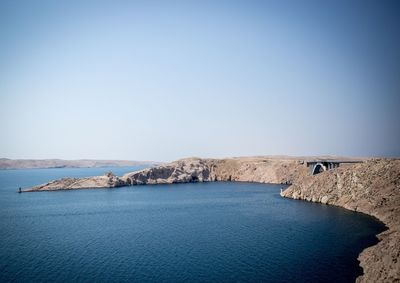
[{"xmin": 306, "ymin": 160, "xmax": 362, "ymax": 176}]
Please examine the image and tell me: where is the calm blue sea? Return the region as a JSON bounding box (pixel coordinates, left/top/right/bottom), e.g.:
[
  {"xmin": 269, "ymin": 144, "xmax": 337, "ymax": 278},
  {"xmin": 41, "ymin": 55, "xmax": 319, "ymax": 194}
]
[{"xmin": 0, "ymin": 167, "xmax": 385, "ymax": 283}]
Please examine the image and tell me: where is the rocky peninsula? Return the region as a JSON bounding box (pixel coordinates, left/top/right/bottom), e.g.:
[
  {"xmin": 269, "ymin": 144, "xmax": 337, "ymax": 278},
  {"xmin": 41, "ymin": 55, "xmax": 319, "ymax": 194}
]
[
  {"xmin": 24, "ymin": 157, "xmax": 310, "ymax": 191},
  {"xmin": 23, "ymin": 156, "xmax": 400, "ymax": 282}
]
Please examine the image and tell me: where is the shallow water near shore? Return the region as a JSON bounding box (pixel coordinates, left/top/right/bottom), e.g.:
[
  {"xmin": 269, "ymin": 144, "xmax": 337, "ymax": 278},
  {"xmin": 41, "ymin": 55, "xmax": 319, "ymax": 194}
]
[{"xmin": 0, "ymin": 167, "xmax": 386, "ymax": 283}]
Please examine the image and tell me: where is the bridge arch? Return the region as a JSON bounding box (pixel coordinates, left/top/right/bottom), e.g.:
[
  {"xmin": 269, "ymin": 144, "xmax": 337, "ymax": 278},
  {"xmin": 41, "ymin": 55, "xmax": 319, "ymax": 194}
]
[{"xmin": 312, "ymin": 163, "xmax": 327, "ymax": 175}]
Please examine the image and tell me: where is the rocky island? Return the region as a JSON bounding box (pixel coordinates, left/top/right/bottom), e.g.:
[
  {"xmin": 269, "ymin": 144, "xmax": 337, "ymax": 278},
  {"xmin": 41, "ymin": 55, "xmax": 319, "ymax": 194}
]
[{"xmin": 23, "ymin": 156, "xmax": 400, "ymax": 282}]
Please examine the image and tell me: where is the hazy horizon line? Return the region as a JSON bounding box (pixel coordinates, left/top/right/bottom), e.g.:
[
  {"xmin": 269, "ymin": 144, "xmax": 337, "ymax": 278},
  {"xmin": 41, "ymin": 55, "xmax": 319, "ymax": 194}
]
[{"xmin": 2, "ymin": 154, "xmax": 399, "ymax": 163}]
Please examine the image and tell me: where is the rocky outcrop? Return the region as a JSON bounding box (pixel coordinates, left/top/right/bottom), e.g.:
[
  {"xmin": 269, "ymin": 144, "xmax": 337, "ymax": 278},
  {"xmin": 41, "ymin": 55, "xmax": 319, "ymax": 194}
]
[
  {"xmin": 22, "ymin": 156, "xmax": 400, "ymax": 282},
  {"xmin": 281, "ymin": 159, "xmax": 400, "ymax": 282},
  {"xmin": 121, "ymin": 157, "xmax": 309, "ymax": 185},
  {"xmin": 24, "ymin": 172, "xmax": 125, "ymax": 192},
  {"xmin": 122, "ymin": 158, "xmax": 215, "ymax": 185}
]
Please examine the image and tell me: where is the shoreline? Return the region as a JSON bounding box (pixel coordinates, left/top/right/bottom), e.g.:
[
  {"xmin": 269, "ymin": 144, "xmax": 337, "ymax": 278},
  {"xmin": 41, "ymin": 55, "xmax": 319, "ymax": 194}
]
[
  {"xmin": 280, "ymin": 160, "xmax": 400, "ymax": 282},
  {"xmin": 22, "ymin": 157, "xmax": 400, "ymax": 282}
]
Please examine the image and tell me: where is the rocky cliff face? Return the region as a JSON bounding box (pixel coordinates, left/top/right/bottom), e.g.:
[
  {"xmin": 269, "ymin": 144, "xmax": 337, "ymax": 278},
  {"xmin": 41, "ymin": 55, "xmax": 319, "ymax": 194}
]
[
  {"xmin": 122, "ymin": 158, "xmax": 215, "ymax": 185},
  {"xmin": 121, "ymin": 157, "xmax": 308, "ymax": 185},
  {"xmin": 281, "ymin": 159, "xmax": 400, "ymax": 283}
]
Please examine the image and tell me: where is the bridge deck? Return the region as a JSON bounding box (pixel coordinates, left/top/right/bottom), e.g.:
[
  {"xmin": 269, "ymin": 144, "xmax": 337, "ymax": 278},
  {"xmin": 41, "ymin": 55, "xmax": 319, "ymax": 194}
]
[
  {"xmin": 306, "ymin": 160, "xmax": 363, "ymax": 175},
  {"xmin": 306, "ymin": 160, "xmax": 362, "ymax": 167}
]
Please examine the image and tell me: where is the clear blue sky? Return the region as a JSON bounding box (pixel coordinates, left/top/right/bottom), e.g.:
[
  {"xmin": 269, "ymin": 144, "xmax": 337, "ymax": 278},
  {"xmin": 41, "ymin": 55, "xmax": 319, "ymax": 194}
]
[{"xmin": 1, "ymin": 0, "xmax": 399, "ymax": 161}]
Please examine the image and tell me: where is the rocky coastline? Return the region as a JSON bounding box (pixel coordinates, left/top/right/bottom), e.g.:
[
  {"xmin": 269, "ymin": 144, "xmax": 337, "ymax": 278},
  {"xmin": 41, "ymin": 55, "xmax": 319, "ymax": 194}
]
[
  {"xmin": 23, "ymin": 156, "xmax": 400, "ymax": 282},
  {"xmin": 280, "ymin": 159, "xmax": 400, "ymax": 282},
  {"xmin": 24, "ymin": 157, "xmax": 310, "ymax": 192}
]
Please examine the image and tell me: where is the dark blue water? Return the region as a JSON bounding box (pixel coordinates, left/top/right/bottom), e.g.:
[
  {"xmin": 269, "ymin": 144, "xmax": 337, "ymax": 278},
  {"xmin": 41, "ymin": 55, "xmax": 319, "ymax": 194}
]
[{"xmin": 0, "ymin": 167, "xmax": 385, "ymax": 283}]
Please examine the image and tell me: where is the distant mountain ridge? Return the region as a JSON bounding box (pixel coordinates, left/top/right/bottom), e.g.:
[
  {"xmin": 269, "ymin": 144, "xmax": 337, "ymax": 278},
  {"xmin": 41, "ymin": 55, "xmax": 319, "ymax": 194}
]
[{"xmin": 0, "ymin": 158, "xmax": 159, "ymax": 170}]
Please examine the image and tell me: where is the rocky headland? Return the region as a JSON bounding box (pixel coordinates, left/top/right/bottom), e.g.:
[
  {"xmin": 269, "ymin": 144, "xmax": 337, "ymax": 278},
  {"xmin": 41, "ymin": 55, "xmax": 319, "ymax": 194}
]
[
  {"xmin": 23, "ymin": 156, "xmax": 400, "ymax": 282},
  {"xmin": 25, "ymin": 172, "xmax": 125, "ymax": 191}
]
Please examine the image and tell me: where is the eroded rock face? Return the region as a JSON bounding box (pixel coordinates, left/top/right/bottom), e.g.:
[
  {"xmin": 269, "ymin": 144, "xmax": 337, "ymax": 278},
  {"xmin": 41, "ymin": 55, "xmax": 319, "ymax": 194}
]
[
  {"xmin": 122, "ymin": 158, "xmax": 215, "ymax": 185},
  {"xmin": 281, "ymin": 159, "xmax": 400, "ymax": 283}
]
